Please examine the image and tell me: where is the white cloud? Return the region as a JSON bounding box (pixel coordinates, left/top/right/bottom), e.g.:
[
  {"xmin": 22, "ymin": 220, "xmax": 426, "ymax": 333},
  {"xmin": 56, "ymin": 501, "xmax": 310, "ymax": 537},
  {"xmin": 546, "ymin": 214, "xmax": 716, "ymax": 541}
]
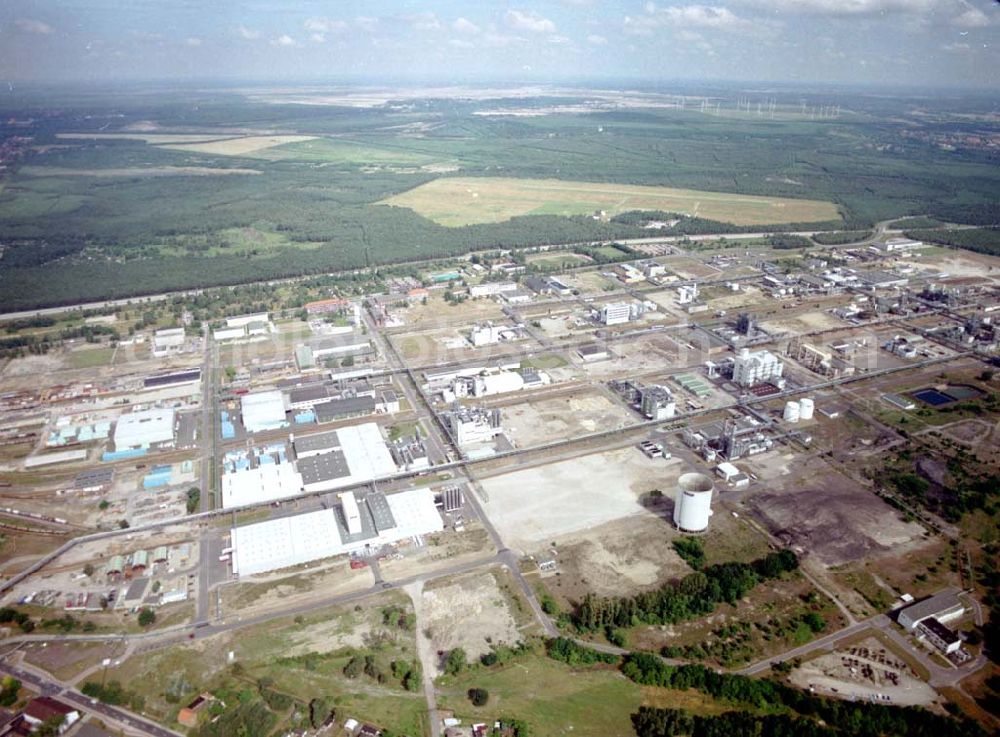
[
  {"xmin": 505, "ymin": 10, "xmax": 557, "ymax": 33},
  {"xmin": 304, "ymin": 18, "xmax": 348, "ymax": 34},
  {"xmin": 355, "ymin": 16, "xmax": 379, "ymax": 33},
  {"xmin": 184, "ymin": 37, "xmax": 202, "ymax": 47},
  {"xmin": 627, "ymin": 4, "xmax": 769, "ymax": 35},
  {"xmin": 548, "ymin": 34, "xmax": 572, "ymax": 44},
  {"xmin": 941, "ymin": 41, "xmax": 971, "ymax": 51},
  {"xmin": 952, "ymin": 8, "xmax": 991, "ymax": 28},
  {"xmin": 14, "ymin": 19, "xmax": 54, "ymax": 35},
  {"xmin": 405, "ymin": 12, "xmax": 441, "ymax": 31},
  {"xmin": 676, "ymin": 30, "xmax": 705, "ymax": 42},
  {"xmin": 235, "ymin": 25, "xmax": 260, "ymax": 40},
  {"xmin": 736, "ymin": 0, "xmax": 941, "ymax": 15},
  {"xmin": 449, "ymin": 38, "xmax": 475, "ymax": 49},
  {"xmin": 270, "ymin": 34, "xmax": 298, "ymax": 47},
  {"xmin": 453, "ymin": 17, "xmax": 481, "ymax": 34},
  {"xmin": 586, "ymin": 33, "xmax": 608, "ymax": 45},
  {"xmin": 483, "ymin": 31, "xmax": 523, "ymax": 48}
]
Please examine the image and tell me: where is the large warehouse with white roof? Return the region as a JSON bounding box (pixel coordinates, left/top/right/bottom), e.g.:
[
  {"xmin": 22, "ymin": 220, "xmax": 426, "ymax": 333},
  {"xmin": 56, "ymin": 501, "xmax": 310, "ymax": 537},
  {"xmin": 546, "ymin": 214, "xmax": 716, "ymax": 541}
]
[
  {"xmin": 221, "ymin": 463, "xmax": 304, "ymax": 509},
  {"xmin": 241, "ymin": 390, "xmax": 289, "ymax": 433},
  {"xmin": 113, "ymin": 408, "xmax": 176, "ymax": 450},
  {"xmin": 296, "ymin": 422, "xmax": 398, "ymax": 493},
  {"xmin": 230, "ymin": 488, "xmax": 443, "ymax": 576}
]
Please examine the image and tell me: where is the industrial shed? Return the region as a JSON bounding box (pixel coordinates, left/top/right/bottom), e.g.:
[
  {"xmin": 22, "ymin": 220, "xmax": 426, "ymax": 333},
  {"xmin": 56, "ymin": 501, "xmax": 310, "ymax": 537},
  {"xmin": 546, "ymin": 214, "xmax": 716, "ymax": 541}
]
[
  {"xmin": 113, "ymin": 408, "xmax": 176, "ymax": 450},
  {"xmin": 231, "ymin": 488, "xmax": 443, "ymax": 576},
  {"xmin": 298, "ymin": 422, "xmax": 397, "ymax": 493},
  {"xmin": 221, "ymin": 463, "xmax": 304, "ymax": 508},
  {"xmin": 241, "ymin": 390, "xmax": 289, "ymax": 433}
]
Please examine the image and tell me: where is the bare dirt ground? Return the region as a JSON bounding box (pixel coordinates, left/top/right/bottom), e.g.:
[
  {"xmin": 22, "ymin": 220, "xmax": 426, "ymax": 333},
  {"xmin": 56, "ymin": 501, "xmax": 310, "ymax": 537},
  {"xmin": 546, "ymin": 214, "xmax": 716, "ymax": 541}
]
[
  {"xmin": 744, "ymin": 462, "xmax": 924, "ymax": 567},
  {"xmin": 220, "ymin": 561, "xmax": 373, "ymax": 618},
  {"xmin": 378, "ymin": 525, "xmax": 496, "ymax": 581},
  {"xmin": 759, "ymin": 309, "xmax": 846, "ymax": 335},
  {"xmin": 539, "ymin": 514, "xmax": 687, "ymax": 600},
  {"xmin": 422, "ymin": 571, "xmax": 522, "ymax": 669},
  {"xmin": 502, "ymin": 389, "xmax": 636, "ymax": 447},
  {"xmin": 789, "ymin": 636, "xmax": 939, "ymax": 707},
  {"xmin": 479, "ymin": 447, "xmax": 682, "ymax": 552},
  {"xmin": 20, "ymin": 640, "xmax": 127, "ymax": 681},
  {"xmin": 397, "ymin": 295, "xmax": 506, "ymax": 328}
]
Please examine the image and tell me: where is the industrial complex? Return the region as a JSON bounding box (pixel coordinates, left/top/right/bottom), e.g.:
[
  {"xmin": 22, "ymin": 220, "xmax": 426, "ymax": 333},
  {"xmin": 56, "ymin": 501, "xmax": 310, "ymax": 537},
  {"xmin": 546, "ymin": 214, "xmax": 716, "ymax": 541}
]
[{"xmin": 0, "ymin": 218, "xmax": 998, "ymax": 737}]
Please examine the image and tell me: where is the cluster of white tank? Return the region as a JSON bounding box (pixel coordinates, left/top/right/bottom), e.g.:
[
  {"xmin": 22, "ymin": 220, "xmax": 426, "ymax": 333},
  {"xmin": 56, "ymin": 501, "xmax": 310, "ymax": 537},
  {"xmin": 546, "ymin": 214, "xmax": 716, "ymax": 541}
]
[
  {"xmin": 673, "ymin": 472, "xmax": 714, "ymax": 533},
  {"xmin": 782, "ymin": 397, "xmax": 814, "ymax": 423}
]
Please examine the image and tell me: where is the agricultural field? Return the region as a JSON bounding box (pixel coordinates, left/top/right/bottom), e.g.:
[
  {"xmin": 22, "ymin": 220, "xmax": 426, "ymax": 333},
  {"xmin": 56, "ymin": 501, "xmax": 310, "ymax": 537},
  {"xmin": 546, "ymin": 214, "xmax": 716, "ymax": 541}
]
[
  {"xmin": 382, "ymin": 176, "xmax": 842, "ymax": 227},
  {"xmin": 160, "ymin": 135, "xmax": 318, "ymax": 156}
]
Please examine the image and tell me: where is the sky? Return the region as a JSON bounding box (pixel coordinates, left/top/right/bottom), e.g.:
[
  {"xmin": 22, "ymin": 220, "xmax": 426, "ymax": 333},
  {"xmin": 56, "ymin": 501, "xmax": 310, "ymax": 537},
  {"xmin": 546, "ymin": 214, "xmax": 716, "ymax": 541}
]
[{"xmin": 0, "ymin": 1, "xmax": 998, "ymax": 89}]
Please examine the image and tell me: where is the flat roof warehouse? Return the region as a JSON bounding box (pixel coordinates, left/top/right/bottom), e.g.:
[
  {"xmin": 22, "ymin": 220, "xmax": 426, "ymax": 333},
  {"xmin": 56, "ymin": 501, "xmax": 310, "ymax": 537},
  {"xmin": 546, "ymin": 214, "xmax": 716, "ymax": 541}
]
[{"xmin": 231, "ymin": 488, "xmax": 444, "ymax": 576}]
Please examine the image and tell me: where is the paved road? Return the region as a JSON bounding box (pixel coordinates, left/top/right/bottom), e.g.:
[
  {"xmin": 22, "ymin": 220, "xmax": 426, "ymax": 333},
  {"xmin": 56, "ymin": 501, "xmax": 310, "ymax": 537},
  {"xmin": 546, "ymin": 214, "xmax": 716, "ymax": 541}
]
[{"xmin": 0, "ymin": 660, "xmax": 182, "ymax": 737}]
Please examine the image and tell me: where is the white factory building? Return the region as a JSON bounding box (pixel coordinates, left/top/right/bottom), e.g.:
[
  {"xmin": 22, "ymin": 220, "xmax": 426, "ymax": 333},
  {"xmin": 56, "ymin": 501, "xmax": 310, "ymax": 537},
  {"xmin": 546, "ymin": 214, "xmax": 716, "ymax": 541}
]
[
  {"xmin": 113, "ymin": 408, "xmax": 176, "ymax": 450},
  {"xmin": 214, "ymin": 312, "xmax": 272, "ymax": 342},
  {"xmin": 152, "ymin": 327, "xmax": 186, "ymax": 356},
  {"xmin": 677, "ymin": 284, "xmax": 698, "ymax": 305},
  {"xmin": 441, "ymin": 369, "xmax": 549, "ymax": 402},
  {"xmin": 600, "ymin": 302, "xmax": 632, "ymax": 326},
  {"xmin": 230, "ymin": 488, "xmax": 444, "ymax": 576},
  {"xmin": 296, "ymin": 422, "xmax": 399, "ymax": 493},
  {"xmin": 241, "ymin": 390, "xmax": 289, "ymax": 433},
  {"xmin": 639, "ymin": 385, "xmax": 676, "ymax": 420},
  {"xmin": 467, "ymin": 282, "xmax": 518, "ymax": 298},
  {"xmin": 442, "ymin": 406, "xmax": 503, "ymax": 446},
  {"xmin": 221, "ymin": 463, "xmax": 304, "ymax": 509},
  {"xmin": 732, "ymin": 348, "xmax": 785, "ymax": 388}
]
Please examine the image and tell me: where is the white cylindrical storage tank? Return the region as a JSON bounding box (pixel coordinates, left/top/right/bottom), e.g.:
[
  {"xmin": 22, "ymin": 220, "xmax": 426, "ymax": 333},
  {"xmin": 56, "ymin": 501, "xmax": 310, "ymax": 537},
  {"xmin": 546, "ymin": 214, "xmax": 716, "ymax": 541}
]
[
  {"xmin": 783, "ymin": 400, "xmax": 800, "ymax": 423},
  {"xmin": 799, "ymin": 398, "xmax": 814, "ymax": 421},
  {"xmin": 674, "ymin": 472, "xmax": 714, "ymax": 533}
]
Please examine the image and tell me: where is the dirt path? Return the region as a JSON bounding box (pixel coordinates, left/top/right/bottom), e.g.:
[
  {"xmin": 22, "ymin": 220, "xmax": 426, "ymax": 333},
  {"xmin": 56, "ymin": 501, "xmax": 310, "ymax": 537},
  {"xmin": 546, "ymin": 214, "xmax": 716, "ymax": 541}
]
[{"xmin": 403, "ymin": 581, "xmax": 440, "ymax": 737}]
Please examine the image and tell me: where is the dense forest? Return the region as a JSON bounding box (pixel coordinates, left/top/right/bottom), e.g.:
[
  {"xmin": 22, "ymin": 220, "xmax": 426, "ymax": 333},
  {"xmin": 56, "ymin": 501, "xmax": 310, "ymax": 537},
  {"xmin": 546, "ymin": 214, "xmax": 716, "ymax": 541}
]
[
  {"xmin": 1, "ymin": 89, "xmax": 999, "ymax": 309},
  {"xmin": 903, "ymin": 228, "xmax": 1000, "ymax": 256}
]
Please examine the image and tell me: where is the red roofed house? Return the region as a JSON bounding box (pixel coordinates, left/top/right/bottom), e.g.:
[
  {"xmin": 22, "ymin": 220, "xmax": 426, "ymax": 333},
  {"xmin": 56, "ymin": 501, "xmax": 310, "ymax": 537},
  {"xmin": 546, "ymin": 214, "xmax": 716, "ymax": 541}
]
[
  {"xmin": 22, "ymin": 697, "xmax": 79, "ymax": 734},
  {"xmin": 407, "ymin": 288, "xmax": 430, "ymax": 300}
]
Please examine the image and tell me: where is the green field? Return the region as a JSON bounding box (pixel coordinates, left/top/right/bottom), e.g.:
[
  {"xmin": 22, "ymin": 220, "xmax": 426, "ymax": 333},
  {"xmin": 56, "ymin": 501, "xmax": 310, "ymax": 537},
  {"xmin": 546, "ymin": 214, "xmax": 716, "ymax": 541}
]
[
  {"xmin": 383, "ymin": 176, "xmax": 842, "ymax": 227},
  {"xmin": 101, "ymin": 596, "xmax": 426, "ymax": 735},
  {"xmin": 436, "ymin": 651, "xmax": 731, "ymax": 736},
  {"xmin": 66, "ymin": 347, "xmax": 115, "ymax": 368}
]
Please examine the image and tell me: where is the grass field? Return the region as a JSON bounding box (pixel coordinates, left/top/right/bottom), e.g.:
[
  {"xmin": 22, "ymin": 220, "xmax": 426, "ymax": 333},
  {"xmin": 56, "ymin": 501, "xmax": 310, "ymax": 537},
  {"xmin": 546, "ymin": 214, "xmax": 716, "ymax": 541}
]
[
  {"xmin": 104, "ymin": 595, "xmax": 425, "ymax": 734},
  {"xmin": 162, "ymin": 135, "xmax": 318, "ymax": 156},
  {"xmin": 437, "ymin": 652, "xmax": 732, "ymax": 736},
  {"xmin": 66, "ymin": 347, "xmax": 115, "ymax": 368},
  {"xmin": 56, "ymin": 133, "xmax": 229, "ymax": 144},
  {"xmin": 255, "ymin": 137, "xmax": 455, "ymax": 167},
  {"xmin": 383, "ymin": 176, "xmax": 841, "ymax": 227}
]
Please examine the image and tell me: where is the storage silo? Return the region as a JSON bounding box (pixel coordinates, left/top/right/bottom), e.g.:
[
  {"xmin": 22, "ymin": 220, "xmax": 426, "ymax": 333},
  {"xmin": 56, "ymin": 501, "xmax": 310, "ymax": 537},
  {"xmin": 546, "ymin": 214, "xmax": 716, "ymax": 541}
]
[
  {"xmin": 673, "ymin": 472, "xmax": 714, "ymax": 533},
  {"xmin": 799, "ymin": 398, "xmax": 814, "ymax": 421},
  {"xmin": 783, "ymin": 400, "xmax": 800, "ymax": 423}
]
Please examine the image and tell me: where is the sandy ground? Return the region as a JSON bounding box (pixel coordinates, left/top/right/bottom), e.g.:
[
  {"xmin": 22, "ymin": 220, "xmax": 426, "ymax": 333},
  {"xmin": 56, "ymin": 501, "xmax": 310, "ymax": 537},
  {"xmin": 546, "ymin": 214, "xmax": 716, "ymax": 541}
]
[
  {"xmin": 541, "ymin": 514, "xmax": 690, "ymax": 599},
  {"xmin": 162, "ymin": 135, "xmax": 317, "ymax": 156},
  {"xmin": 480, "ymin": 447, "xmax": 681, "ymax": 552},
  {"xmin": 760, "ymin": 309, "xmax": 848, "ymax": 335},
  {"xmin": 503, "ymin": 390, "xmax": 636, "ymax": 447},
  {"xmin": 789, "ymin": 637, "xmax": 938, "ymax": 707},
  {"xmin": 422, "ymin": 571, "xmax": 521, "ymax": 668},
  {"xmin": 221, "ymin": 562, "xmax": 374, "ymax": 618},
  {"xmin": 378, "ymin": 526, "xmax": 497, "ymax": 581}
]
